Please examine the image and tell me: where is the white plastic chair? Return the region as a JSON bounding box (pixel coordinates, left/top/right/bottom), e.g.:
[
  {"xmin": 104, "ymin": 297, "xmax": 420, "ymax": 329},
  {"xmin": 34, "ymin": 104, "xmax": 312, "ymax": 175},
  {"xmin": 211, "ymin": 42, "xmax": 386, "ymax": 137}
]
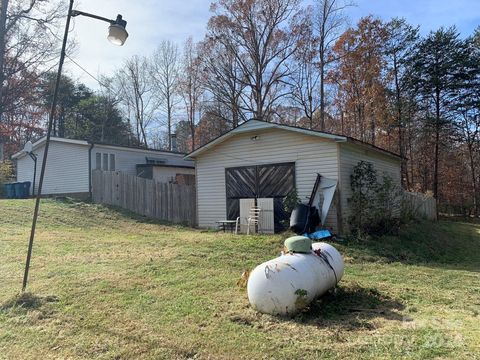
[
  {"xmin": 247, "ymin": 206, "xmax": 261, "ymax": 234},
  {"xmin": 235, "ymin": 206, "xmax": 262, "ymax": 235}
]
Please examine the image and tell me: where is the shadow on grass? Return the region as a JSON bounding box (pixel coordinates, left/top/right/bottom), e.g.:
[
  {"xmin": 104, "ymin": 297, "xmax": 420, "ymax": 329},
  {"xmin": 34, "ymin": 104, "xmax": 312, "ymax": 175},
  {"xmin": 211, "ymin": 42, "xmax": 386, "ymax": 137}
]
[
  {"xmin": 231, "ymin": 283, "xmax": 405, "ymax": 331},
  {"xmin": 294, "ymin": 283, "xmax": 405, "ymax": 329},
  {"xmin": 59, "ymin": 197, "xmax": 197, "ymax": 229},
  {"xmin": 338, "ymin": 220, "xmax": 480, "ymax": 272},
  {"xmin": 1, "ymin": 292, "xmax": 59, "ymax": 313},
  {"xmin": 438, "ymin": 214, "xmax": 480, "ymax": 224}
]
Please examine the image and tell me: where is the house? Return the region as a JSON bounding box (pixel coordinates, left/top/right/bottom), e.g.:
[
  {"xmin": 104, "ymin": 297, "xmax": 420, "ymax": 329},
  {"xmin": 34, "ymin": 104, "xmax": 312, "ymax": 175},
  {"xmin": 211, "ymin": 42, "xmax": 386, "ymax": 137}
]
[
  {"xmin": 186, "ymin": 119, "xmax": 401, "ymax": 234},
  {"xmin": 12, "ymin": 137, "xmax": 195, "ymax": 198}
]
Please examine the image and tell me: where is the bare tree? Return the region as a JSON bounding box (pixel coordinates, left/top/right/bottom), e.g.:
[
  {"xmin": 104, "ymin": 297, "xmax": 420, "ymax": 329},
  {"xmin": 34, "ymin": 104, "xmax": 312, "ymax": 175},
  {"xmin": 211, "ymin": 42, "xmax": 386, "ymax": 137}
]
[
  {"xmin": 313, "ymin": 0, "xmax": 352, "ymax": 130},
  {"xmin": 288, "ymin": 9, "xmax": 321, "ymax": 128},
  {"xmin": 207, "ymin": 0, "xmax": 301, "ymax": 121},
  {"xmin": 0, "ymin": 0, "xmax": 67, "ymax": 156},
  {"xmin": 200, "ymin": 37, "xmax": 246, "ymax": 128},
  {"xmin": 116, "ymin": 55, "xmax": 159, "ymax": 146},
  {"xmin": 1, "ymin": 0, "xmax": 66, "ymax": 115},
  {"xmin": 180, "ymin": 37, "xmax": 203, "ymax": 151},
  {"xmin": 150, "ymin": 40, "xmax": 181, "ymax": 150}
]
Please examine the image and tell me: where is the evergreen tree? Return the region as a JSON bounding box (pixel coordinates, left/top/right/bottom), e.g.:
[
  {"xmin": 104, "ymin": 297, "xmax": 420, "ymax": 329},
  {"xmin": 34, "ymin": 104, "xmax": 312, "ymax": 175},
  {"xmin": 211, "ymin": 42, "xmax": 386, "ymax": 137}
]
[
  {"xmin": 384, "ymin": 18, "xmax": 419, "ymax": 187},
  {"xmin": 40, "ymin": 73, "xmax": 132, "ymax": 145},
  {"xmin": 407, "ymin": 27, "xmax": 469, "ymax": 208}
]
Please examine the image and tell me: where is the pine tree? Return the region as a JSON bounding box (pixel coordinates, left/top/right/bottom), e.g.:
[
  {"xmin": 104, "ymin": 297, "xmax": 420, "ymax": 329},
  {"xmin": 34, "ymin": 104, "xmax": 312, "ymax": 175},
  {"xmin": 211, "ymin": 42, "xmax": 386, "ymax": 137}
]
[{"xmin": 407, "ymin": 27, "xmax": 469, "ymax": 210}]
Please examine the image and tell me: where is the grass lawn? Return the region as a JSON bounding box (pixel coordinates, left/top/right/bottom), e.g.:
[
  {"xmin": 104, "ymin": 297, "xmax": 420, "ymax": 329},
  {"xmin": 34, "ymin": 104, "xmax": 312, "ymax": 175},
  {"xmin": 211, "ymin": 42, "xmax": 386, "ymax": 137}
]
[{"xmin": 0, "ymin": 199, "xmax": 479, "ymax": 359}]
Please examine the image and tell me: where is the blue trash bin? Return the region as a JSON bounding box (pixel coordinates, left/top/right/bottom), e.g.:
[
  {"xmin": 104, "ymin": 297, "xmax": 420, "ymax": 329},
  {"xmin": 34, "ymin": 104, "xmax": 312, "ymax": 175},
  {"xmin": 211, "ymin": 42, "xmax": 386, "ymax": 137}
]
[
  {"xmin": 23, "ymin": 181, "xmax": 32, "ymax": 197},
  {"xmin": 4, "ymin": 183, "xmax": 15, "ymax": 199},
  {"xmin": 22, "ymin": 182, "xmax": 31, "ymax": 198},
  {"xmin": 13, "ymin": 182, "xmax": 23, "ymax": 198},
  {"xmin": 13, "ymin": 182, "xmax": 31, "ymax": 199}
]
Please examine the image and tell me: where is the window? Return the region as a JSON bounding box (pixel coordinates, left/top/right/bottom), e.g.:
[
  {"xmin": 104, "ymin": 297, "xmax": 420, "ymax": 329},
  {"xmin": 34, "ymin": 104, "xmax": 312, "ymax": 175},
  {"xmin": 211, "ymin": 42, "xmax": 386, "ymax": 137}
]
[
  {"xmin": 109, "ymin": 154, "xmax": 116, "ymax": 171},
  {"xmin": 95, "ymin": 153, "xmax": 101, "ymax": 170},
  {"xmin": 96, "ymin": 152, "xmax": 116, "ymax": 171},
  {"xmin": 103, "ymin": 154, "xmax": 108, "ymax": 171}
]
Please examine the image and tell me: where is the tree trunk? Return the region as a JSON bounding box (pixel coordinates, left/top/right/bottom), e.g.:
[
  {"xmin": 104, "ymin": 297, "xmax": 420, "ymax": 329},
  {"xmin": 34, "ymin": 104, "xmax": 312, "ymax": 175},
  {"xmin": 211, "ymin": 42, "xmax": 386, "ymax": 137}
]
[
  {"xmin": 393, "ymin": 55, "xmax": 406, "ymax": 188},
  {"xmin": 319, "ymin": 59, "xmax": 325, "ymax": 130},
  {"xmin": 190, "ymin": 94, "xmax": 195, "ymax": 151},
  {"xmin": 58, "ymin": 106, "xmax": 65, "ymax": 138},
  {"xmin": 370, "ymin": 115, "xmax": 376, "ymax": 145},
  {"xmin": 167, "ymin": 94, "xmax": 172, "ymax": 150},
  {"xmin": 467, "ymin": 142, "xmax": 479, "ymax": 216},
  {"xmin": 232, "ymin": 100, "xmax": 238, "ymax": 128},
  {"xmin": 140, "ymin": 123, "xmax": 147, "ymax": 147},
  {"xmin": 433, "ymin": 88, "xmax": 441, "ymax": 216},
  {"xmin": 0, "ymin": 0, "xmax": 9, "ymax": 123}
]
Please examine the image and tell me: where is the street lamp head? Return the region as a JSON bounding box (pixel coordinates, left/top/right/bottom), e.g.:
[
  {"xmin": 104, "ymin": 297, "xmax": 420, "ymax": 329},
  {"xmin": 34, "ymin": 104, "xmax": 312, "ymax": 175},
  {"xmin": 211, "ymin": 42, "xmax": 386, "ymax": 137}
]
[
  {"xmin": 23, "ymin": 141, "xmax": 33, "ymax": 154},
  {"xmin": 107, "ymin": 15, "xmax": 128, "ymax": 46}
]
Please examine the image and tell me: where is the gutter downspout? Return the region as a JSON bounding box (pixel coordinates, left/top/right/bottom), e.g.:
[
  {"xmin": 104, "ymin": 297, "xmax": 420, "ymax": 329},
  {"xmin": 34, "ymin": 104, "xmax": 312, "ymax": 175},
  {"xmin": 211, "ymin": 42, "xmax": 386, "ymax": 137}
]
[
  {"xmin": 27, "ymin": 152, "xmax": 38, "ymax": 196},
  {"xmin": 88, "ymin": 142, "xmax": 94, "ymax": 200}
]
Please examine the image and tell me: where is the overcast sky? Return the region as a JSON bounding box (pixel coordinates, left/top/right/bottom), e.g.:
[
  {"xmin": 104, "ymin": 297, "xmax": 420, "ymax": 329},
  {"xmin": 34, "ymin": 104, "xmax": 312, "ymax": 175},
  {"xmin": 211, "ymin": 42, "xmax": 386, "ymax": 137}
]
[{"xmin": 66, "ymin": 0, "xmax": 480, "ymax": 89}]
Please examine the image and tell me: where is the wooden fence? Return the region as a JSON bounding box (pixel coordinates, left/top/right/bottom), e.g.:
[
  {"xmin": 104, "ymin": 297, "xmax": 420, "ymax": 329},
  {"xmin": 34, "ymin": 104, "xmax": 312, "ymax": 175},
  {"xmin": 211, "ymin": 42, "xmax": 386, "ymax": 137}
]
[
  {"xmin": 402, "ymin": 191, "xmax": 437, "ymax": 221},
  {"xmin": 92, "ymin": 170, "xmax": 196, "ymax": 226}
]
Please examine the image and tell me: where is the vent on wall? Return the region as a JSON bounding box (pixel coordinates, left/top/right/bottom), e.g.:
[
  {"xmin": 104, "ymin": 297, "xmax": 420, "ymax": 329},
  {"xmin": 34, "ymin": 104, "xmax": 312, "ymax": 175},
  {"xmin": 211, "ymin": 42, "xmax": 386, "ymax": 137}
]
[{"xmin": 145, "ymin": 157, "xmax": 166, "ymax": 165}]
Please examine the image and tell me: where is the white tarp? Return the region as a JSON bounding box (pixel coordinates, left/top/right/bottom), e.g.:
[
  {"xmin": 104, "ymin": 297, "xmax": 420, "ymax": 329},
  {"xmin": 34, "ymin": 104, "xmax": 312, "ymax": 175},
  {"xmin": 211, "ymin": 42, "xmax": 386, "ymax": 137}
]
[{"xmin": 311, "ymin": 177, "xmax": 338, "ymax": 225}]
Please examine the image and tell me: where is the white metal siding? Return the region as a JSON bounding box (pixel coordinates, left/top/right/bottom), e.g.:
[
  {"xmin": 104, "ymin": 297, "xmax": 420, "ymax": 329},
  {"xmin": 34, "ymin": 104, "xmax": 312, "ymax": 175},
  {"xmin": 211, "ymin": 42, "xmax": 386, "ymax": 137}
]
[
  {"xmin": 16, "ymin": 142, "xmax": 89, "ymax": 195},
  {"xmin": 152, "ymin": 166, "xmax": 195, "ymax": 183},
  {"xmin": 91, "ymin": 145, "xmax": 192, "ymax": 175},
  {"xmin": 338, "ymin": 143, "xmax": 401, "ymax": 232},
  {"xmin": 195, "ymin": 128, "xmax": 339, "ymax": 231},
  {"xmin": 15, "ymin": 140, "xmax": 194, "ymax": 196}
]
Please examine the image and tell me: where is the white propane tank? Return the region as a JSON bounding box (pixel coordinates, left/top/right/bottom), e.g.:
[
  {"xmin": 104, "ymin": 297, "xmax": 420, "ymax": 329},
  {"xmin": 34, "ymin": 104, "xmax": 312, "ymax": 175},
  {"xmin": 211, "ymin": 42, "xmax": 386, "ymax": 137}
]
[{"xmin": 247, "ymin": 242, "xmax": 344, "ymax": 316}]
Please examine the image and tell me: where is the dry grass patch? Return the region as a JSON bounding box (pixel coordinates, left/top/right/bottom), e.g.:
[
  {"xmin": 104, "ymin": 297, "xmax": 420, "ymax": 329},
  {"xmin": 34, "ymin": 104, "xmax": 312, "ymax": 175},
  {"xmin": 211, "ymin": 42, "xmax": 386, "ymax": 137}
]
[{"xmin": 0, "ymin": 199, "xmax": 479, "ymax": 359}]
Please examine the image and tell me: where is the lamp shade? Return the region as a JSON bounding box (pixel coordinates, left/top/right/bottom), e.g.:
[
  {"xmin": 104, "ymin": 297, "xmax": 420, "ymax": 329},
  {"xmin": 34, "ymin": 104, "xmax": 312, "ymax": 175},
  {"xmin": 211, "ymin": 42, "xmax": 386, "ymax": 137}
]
[
  {"xmin": 107, "ymin": 24, "xmax": 128, "ymax": 46},
  {"xmin": 23, "ymin": 141, "xmax": 33, "ymax": 153}
]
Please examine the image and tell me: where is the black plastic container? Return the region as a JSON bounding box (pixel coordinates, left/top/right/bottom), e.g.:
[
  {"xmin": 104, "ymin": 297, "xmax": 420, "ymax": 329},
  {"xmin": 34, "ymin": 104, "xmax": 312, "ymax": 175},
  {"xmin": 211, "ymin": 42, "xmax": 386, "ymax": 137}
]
[{"xmin": 290, "ymin": 204, "xmax": 320, "ymax": 234}]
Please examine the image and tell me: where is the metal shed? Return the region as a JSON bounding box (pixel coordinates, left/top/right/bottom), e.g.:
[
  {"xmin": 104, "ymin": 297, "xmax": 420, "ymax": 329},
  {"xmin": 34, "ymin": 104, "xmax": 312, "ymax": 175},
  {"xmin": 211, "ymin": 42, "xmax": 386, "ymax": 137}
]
[{"xmin": 187, "ymin": 119, "xmax": 401, "ymax": 234}]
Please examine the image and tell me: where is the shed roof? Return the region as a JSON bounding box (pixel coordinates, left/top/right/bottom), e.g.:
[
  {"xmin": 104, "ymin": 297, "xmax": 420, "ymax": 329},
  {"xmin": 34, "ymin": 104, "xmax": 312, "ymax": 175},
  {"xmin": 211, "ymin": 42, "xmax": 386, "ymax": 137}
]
[
  {"xmin": 11, "ymin": 136, "xmax": 190, "ymax": 160},
  {"xmin": 186, "ymin": 119, "xmax": 401, "ymax": 160}
]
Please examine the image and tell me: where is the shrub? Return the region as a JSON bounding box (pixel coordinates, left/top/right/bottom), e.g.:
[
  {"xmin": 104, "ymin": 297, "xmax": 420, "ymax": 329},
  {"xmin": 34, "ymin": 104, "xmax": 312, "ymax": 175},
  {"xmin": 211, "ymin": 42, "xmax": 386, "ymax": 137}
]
[
  {"xmin": 0, "ymin": 160, "xmax": 14, "ymax": 197},
  {"xmin": 280, "ymin": 189, "xmax": 301, "ymax": 229},
  {"xmin": 349, "ymin": 161, "xmax": 402, "ymax": 236},
  {"xmin": 283, "ymin": 189, "xmax": 301, "ymax": 214}
]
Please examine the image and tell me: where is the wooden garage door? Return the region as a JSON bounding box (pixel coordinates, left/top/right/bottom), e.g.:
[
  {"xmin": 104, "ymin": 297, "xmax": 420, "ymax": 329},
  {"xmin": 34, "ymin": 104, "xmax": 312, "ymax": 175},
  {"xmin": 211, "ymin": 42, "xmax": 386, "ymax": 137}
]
[{"xmin": 225, "ymin": 162, "xmax": 295, "ymax": 232}]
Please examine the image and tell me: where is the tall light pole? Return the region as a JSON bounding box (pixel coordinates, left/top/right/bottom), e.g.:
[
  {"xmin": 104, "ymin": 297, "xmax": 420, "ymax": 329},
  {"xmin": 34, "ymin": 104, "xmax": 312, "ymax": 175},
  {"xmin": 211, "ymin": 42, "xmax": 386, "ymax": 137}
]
[
  {"xmin": 22, "ymin": 0, "xmax": 129, "ymax": 292},
  {"xmin": 0, "ymin": 0, "xmax": 10, "ymax": 159},
  {"xmin": 22, "ymin": 141, "xmax": 37, "ymax": 196}
]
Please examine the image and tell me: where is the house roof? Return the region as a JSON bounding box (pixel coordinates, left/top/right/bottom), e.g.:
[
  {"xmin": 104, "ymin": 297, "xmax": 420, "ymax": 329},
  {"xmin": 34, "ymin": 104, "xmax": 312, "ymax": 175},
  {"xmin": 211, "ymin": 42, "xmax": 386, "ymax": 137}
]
[
  {"xmin": 186, "ymin": 119, "xmax": 402, "ymax": 160},
  {"xmin": 136, "ymin": 163, "xmax": 196, "ymax": 170},
  {"xmin": 11, "ymin": 136, "xmax": 190, "ymax": 160}
]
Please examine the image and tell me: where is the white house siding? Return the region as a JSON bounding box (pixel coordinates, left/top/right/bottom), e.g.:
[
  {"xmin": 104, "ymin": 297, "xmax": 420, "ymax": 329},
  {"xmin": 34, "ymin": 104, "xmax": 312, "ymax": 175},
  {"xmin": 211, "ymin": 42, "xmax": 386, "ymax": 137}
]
[
  {"xmin": 152, "ymin": 166, "xmax": 195, "ymax": 183},
  {"xmin": 195, "ymin": 128, "xmax": 339, "ymax": 232},
  {"xmin": 338, "ymin": 143, "xmax": 402, "ymax": 231},
  {"xmin": 16, "ymin": 141, "xmax": 89, "ymax": 195},
  {"xmin": 14, "ymin": 138, "xmax": 194, "ymax": 196},
  {"xmin": 91, "ymin": 145, "xmax": 191, "ymax": 175}
]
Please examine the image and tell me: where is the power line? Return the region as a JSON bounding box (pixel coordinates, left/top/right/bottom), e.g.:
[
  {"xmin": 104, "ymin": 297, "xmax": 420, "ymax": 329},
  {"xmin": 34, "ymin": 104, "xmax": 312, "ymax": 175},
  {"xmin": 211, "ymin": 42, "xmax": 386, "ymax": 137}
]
[{"xmin": 65, "ymin": 54, "xmax": 112, "ymax": 90}]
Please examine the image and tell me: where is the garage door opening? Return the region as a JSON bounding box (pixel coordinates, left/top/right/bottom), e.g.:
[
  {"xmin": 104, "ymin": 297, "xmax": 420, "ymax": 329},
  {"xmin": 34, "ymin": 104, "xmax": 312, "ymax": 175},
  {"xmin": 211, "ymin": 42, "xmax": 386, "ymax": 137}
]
[{"xmin": 225, "ymin": 162, "xmax": 295, "ymax": 232}]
